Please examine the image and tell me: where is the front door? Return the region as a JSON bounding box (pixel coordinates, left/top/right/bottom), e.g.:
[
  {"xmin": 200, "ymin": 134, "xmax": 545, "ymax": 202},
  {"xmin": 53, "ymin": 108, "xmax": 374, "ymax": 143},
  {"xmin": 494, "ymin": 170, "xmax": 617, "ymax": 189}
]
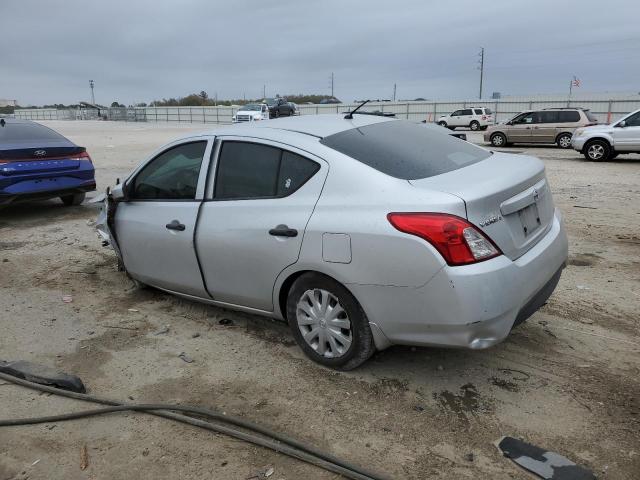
[
  {"xmin": 196, "ymin": 138, "xmax": 328, "ymax": 311},
  {"xmin": 613, "ymin": 111, "xmax": 640, "ymax": 151},
  {"xmin": 115, "ymin": 140, "xmax": 211, "ymax": 297},
  {"xmin": 507, "ymin": 112, "xmax": 537, "ymax": 143}
]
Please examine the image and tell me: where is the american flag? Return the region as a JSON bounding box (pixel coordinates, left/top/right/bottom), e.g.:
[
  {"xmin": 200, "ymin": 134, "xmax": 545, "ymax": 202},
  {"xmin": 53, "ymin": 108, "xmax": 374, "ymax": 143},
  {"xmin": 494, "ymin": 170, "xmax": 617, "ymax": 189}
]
[{"xmin": 571, "ymin": 76, "xmax": 581, "ymax": 87}]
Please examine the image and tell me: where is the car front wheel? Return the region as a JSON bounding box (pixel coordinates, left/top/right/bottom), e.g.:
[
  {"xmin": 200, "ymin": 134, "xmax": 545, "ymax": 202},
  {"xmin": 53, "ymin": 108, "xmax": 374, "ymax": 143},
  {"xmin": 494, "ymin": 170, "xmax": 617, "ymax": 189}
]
[
  {"xmin": 584, "ymin": 139, "xmax": 611, "ymax": 161},
  {"xmin": 438, "ymin": 121, "xmax": 447, "ymax": 128},
  {"xmin": 60, "ymin": 192, "xmax": 86, "ymax": 206},
  {"xmin": 286, "ymin": 273, "xmax": 375, "ymax": 370},
  {"xmin": 490, "ymin": 132, "xmax": 507, "ymax": 147},
  {"xmin": 556, "ymin": 133, "xmax": 572, "ymax": 149}
]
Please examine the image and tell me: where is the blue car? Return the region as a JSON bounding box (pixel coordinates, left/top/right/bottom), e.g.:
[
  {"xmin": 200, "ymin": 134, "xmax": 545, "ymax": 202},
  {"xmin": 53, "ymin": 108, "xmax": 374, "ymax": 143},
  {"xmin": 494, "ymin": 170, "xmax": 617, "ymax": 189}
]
[{"xmin": 0, "ymin": 118, "xmax": 96, "ymax": 207}]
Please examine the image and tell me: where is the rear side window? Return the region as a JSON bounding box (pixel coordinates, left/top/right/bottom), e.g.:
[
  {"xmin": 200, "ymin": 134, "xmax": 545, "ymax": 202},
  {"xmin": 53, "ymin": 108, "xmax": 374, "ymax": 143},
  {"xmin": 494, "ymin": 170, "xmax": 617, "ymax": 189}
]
[
  {"xmin": 461, "ymin": 109, "xmax": 473, "ymax": 116},
  {"xmin": 0, "ymin": 122, "xmax": 68, "ymax": 142},
  {"xmin": 214, "ymin": 142, "xmax": 319, "ymax": 200},
  {"xmin": 484, "ymin": 108, "xmax": 493, "ymax": 114},
  {"xmin": 320, "ymin": 121, "xmax": 491, "ymax": 180},
  {"xmin": 558, "ymin": 111, "xmax": 580, "ymax": 122},
  {"xmin": 539, "ymin": 111, "xmax": 559, "ymax": 123}
]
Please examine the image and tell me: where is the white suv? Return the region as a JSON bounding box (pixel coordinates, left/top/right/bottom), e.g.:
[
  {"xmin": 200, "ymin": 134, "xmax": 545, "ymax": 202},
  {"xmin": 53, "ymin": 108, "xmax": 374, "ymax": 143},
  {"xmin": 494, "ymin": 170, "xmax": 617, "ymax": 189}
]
[
  {"xmin": 572, "ymin": 109, "xmax": 640, "ymax": 161},
  {"xmin": 232, "ymin": 104, "xmax": 270, "ymax": 123},
  {"xmin": 438, "ymin": 107, "xmax": 494, "ymax": 131}
]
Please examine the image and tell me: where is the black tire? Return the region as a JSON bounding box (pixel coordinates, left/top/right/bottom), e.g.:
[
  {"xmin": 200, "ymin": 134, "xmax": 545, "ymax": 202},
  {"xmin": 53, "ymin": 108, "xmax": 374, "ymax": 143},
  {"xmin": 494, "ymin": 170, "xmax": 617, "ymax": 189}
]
[
  {"xmin": 275, "ymin": 110, "xmax": 280, "ymax": 118},
  {"xmin": 286, "ymin": 273, "xmax": 375, "ymax": 370},
  {"xmin": 60, "ymin": 192, "xmax": 86, "ymax": 206},
  {"xmin": 583, "ymin": 139, "xmax": 611, "ymax": 161},
  {"xmin": 490, "ymin": 132, "xmax": 507, "ymax": 147},
  {"xmin": 556, "ymin": 133, "xmax": 573, "ymax": 149},
  {"xmin": 438, "ymin": 121, "xmax": 447, "ymax": 128},
  {"xmin": 469, "ymin": 120, "xmax": 480, "ymax": 131}
]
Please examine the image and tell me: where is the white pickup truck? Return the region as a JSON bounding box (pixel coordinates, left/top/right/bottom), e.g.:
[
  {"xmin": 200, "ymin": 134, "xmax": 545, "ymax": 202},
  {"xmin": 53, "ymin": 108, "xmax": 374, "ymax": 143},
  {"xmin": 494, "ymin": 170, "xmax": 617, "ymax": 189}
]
[{"xmin": 232, "ymin": 104, "xmax": 270, "ymax": 123}]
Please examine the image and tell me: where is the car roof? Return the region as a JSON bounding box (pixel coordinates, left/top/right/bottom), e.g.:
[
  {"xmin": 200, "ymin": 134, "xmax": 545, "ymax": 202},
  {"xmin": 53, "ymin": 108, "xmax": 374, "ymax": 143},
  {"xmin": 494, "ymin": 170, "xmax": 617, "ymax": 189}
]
[{"xmin": 194, "ymin": 114, "xmax": 396, "ymax": 140}]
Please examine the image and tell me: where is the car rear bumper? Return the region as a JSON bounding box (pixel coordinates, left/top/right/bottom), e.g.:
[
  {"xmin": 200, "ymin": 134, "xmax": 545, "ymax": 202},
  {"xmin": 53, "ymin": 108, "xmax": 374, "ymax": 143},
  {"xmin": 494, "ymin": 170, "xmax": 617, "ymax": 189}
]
[
  {"xmin": 0, "ymin": 178, "xmax": 96, "ymax": 205},
  {"xmin": 349, "ymin": 209, "xmax": 568, "ymax": 350}
]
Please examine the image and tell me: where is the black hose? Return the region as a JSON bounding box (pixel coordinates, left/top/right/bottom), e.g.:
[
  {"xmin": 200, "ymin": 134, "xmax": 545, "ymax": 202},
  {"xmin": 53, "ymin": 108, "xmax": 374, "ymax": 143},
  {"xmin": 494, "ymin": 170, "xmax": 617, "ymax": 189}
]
[{"xmin": 0, "ymin": 371, "xmax": 390, "ymax": 480}]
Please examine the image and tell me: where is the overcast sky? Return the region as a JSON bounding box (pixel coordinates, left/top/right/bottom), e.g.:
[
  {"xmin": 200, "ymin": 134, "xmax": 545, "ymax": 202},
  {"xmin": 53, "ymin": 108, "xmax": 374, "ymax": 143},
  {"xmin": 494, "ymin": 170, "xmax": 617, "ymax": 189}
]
[{"xmin": 2, "ymin": 0, "xmax": 638, "ymax": 106}]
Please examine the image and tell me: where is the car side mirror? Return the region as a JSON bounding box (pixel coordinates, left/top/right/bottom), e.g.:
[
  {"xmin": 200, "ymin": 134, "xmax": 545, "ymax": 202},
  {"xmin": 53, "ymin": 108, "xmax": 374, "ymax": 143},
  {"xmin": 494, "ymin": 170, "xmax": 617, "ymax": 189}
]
[
  {"xmin": 111, "ymin": 183, "xmax": 126, "ymax": 201},
  {"xmin": 617, "ymin": 120, "xmax": 626, "ymax": 128}
]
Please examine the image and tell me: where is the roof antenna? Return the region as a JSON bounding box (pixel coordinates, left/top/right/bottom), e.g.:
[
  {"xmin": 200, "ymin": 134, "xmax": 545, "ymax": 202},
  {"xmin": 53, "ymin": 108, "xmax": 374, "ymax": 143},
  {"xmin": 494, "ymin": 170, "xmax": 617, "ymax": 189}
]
[{"xmin": 344, "ymin": 99, "xmax": 370, "ymax": 119}]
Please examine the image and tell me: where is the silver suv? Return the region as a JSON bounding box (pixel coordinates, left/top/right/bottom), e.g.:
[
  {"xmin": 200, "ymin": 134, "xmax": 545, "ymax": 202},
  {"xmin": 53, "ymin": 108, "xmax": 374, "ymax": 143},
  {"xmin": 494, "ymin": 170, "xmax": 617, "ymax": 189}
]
[
  {"xmin": 572, "ymin": 109, "xmax": 640, "ymax": 161},
  {"xmin": 438, "ymin": 107, "xmax": 494, "ymax": 131},
  {"xmin": 484, "ymin": 108, "xmax": 598, "ymax": 148}
]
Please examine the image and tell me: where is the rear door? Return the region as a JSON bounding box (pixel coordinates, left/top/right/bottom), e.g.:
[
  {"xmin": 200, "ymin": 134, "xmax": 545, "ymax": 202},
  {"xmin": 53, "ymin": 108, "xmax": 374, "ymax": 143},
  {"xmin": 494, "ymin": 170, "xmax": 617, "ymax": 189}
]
[
  {"xmin": 114, "ymin": 139, "xmax": 212, "ymax": 296},
  {"xmin": 196, "ymin": 137, "xmax": 328, "ymax": 311},
  {"xmin": 533, "ymin": 111, "xmax": 558, "ymax": 143}
]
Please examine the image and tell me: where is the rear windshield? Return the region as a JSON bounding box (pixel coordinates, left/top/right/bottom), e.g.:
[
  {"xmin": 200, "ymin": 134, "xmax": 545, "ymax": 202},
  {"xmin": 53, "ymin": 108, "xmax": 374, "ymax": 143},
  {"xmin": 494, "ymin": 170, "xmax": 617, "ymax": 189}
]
[
  {"xmin": 320, "ymin": 120, "xmax": 491, "ymax": 180},
  {"xmin": 585, "ymin": 110, "xmax": 598, "ymax": 122},
  {"xmin": 0, "ymin": 122, "xmax": 67, "ymax": 143}
]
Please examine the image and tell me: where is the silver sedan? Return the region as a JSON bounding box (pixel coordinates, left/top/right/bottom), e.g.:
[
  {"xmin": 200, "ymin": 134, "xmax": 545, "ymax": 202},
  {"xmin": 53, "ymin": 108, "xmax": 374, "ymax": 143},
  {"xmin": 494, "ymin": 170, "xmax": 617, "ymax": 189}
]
[{"xmin": 97, "ymin": 114, "xmax": 568, "ymax": 370}]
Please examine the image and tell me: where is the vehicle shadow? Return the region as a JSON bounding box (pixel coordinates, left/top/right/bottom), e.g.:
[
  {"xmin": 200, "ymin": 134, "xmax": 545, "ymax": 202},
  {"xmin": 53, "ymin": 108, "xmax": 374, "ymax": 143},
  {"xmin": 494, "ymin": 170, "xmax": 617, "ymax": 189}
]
[{"xmin": 0, "ymin": 200, "xmax": 96, "ymax": 227}]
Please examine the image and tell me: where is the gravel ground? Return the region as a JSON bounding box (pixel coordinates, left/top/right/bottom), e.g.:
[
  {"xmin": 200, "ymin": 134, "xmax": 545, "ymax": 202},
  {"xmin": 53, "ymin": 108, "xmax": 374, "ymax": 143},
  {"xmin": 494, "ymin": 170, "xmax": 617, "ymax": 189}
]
[{"xmin": 1, "ymin": 121, "xmax": 638, "ymax": 480}]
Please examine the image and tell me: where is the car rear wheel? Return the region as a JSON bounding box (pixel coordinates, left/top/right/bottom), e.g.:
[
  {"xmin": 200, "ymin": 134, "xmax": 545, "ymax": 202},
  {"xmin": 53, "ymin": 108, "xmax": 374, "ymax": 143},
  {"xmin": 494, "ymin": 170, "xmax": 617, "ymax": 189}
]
[
  {"xmin": 584, "ymin": 139, "xmax": 611, "ymax": 161},
  {"xmin": 60, "ymin": 192, "xmax": 86, "ymax": 206},
  {"xmin": 286, "ymin": 273, "xmax": 375, "ymax": 370},
  {"xmin": 275, "ymin": 110, "xmax": 280, "ymax": 118},
  {"xmin": 556, "ymin": 133, "xmax": 572, "ymax": 149},
  {"xmin": 490, "ymin": 132, "xmax": 507, "ymax": 147},
  {"xmin": 469, "ymin": 120, "xmax": 480, "ymax": 131}
]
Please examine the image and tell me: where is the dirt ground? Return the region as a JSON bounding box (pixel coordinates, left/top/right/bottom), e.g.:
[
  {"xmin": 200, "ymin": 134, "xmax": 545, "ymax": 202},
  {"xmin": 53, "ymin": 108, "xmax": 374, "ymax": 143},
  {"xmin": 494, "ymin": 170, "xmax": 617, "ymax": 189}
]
[{"xmin": 1, "ymin": 120, "xmax": 638, "ymax": 480}]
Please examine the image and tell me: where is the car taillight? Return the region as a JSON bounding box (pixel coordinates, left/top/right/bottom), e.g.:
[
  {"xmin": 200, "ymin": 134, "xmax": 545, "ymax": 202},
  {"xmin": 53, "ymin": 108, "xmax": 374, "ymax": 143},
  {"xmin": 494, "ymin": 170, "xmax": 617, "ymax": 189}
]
[
  {"xmin": 387, "ymin": 213, "xmax": 501, "ymax": 266},
  {"xmin": 482, "ymin": 115, "xmax": 487, "ymax": 120},
  {"xmin": 69, "ymin": 151, "xmax": 92, "ymax": 162}
]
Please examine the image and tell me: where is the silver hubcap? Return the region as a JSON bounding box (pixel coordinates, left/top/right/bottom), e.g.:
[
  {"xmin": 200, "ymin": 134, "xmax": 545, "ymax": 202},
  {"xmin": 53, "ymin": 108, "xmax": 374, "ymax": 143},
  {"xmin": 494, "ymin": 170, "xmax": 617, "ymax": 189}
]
[
  {"xmin": 559, "ymin": 136, "xmax": 571, "ymax": 147},
  {"xmin": 588, "ymin": 144, "xmax": 604, "ymax": 159},
  {"xmin": 471, "ymin": 122, "xmax": 478, "ymax": 130},
  {"xmin": 493, "ymin": 135, "xmax": 504, "ymax": 146},
  {"xmin": 296, "ymin": 289, "xmax": 352, "ymax": 358}
]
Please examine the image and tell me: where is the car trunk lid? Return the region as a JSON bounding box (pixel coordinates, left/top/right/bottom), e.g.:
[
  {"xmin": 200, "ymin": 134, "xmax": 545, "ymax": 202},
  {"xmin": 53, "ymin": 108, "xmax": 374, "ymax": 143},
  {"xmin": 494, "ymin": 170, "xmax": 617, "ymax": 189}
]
[
  {"xmin": 0, "ymin": 144, "xmax": 86, "ymax": 176},
  {"xmin": 409, "ymin": 152, "xmax": 555, "ymax": 260}
]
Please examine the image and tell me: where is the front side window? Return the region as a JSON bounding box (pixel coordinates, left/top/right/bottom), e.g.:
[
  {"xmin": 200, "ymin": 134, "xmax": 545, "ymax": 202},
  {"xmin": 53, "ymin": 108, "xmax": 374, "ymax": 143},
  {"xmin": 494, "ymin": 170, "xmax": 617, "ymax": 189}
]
[
  {"xmin": 451, "ymin": 110, "xmax": 462, "ymax": 116},
  {"xmin": 514, "ymin": 112, "xmax": 538, "ymax": 124},
  {"xmin": 214, "ymin": 142, "xmax": 319, "ymax": 200},
  {"xmin": 623, "ymin": 111, "xmax": 640, "ymax": 127},
  {"xmin": 130, "ymin": 141, "xmax": 206, "ymax": 200}
]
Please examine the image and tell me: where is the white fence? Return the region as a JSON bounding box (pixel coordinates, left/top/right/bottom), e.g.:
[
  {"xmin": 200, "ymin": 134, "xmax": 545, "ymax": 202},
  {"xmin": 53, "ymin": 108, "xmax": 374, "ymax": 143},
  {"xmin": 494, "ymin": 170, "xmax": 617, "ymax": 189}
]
[{"xmin": 15, "ymin": 97, "xmax": 640, "ymax": 125}]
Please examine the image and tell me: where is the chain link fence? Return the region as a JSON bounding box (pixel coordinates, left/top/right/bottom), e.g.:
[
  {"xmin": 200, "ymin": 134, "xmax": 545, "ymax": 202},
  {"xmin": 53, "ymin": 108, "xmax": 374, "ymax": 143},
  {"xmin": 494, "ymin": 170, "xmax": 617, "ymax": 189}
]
[{"xmin": 14, "ymin": 97, "xmax": 640, "ymax": 125}]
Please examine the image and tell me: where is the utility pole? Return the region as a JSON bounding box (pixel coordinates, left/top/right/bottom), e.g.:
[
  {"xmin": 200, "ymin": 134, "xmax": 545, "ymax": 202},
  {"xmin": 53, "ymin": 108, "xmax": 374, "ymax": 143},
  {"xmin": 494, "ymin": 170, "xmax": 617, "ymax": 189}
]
[
  {"xmin": 263, "ymin": 85, "xmax": 266, "ymax": 99},
  {"xmin": 393, "ymin": 83, "xmax": 397, "ymax": 102},
  {"xmin": 89, "ymin": 80, "xmax": 95, "ymax": 104},
  {"xmin": 330, "ymin": 72, "xmax": 334, "ymax": 98},
  {"xmin": 477, "ymin": 48, "xmax": 484, "ymax": 99}
]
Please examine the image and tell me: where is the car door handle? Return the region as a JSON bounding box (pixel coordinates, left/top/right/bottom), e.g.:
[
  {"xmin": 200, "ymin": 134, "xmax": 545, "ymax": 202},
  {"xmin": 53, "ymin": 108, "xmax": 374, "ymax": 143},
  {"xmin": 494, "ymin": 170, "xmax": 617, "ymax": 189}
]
[
  {"xmin": 269, "ymin": 224, "xmax": 298, "ymax": 237},
  {"xmin": 166, "ymin": 220, "xmax": 186, "ymax": 231}
]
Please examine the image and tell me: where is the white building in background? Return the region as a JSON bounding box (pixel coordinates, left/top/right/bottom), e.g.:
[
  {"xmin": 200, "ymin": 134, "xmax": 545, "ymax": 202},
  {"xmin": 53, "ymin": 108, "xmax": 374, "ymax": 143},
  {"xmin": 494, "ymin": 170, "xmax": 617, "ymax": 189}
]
[{"xmin": 0, "ymin": 99, "xmax": 18, "ymax": 107}]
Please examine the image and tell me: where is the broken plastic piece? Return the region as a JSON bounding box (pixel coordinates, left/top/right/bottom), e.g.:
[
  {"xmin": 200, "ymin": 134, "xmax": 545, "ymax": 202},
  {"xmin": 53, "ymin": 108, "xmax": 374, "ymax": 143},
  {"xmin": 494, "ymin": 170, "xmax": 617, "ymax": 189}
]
[
  {"xmin": 498, "ymin": 436, "xmax": 596, "ymax": 480},
  {"xmin": 0, "ymin": 360, "xmax": 86, "ymax": 393}
]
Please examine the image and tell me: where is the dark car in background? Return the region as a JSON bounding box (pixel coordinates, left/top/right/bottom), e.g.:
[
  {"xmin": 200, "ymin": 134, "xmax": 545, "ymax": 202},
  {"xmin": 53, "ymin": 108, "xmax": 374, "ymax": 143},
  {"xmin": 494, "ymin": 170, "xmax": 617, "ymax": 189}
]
[
  {"xmin": 0, "ymin": 118, "xmax": 96, "ymax": 207},
  {"xmin": 264, "ymin": 98, "xmax": 296, "ymax": 118}
]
